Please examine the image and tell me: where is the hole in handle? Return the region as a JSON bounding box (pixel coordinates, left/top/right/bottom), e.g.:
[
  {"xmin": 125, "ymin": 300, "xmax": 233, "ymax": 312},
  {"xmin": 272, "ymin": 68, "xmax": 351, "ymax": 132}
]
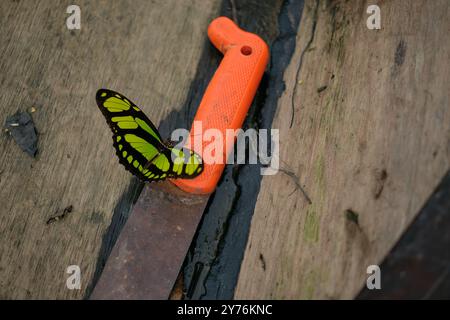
[{"xmin": 241, "ymin": 45, "xmax": 252, "ymax": 56}]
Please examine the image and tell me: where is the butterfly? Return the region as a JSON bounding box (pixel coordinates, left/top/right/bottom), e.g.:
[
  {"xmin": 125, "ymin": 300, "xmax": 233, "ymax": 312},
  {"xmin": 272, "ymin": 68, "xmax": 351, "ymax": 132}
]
[{"xmin": 96, "ymin": 89, "xmax": 203, "ymax": 182}]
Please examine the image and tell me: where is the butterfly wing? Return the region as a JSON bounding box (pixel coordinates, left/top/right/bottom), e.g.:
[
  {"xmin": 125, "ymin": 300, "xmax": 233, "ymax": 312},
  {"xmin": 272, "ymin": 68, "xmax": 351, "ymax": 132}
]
[
  {"xmin": 96, "ymin": 89, "xmax": 203, "ymax": 181},
  {"xmin": 167, "ymin": 147, "xmax": 204, "ymax": 178},
  {"xmin": 96, "ymin": 89, "xmax": 164, "ymax": 142}
]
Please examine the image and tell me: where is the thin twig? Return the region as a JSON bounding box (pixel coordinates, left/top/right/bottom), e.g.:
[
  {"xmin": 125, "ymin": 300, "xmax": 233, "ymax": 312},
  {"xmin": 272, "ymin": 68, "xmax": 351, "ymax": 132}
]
[{"xmin": 279, "ymin": 168, "xmax": 312, "ymax": 205}]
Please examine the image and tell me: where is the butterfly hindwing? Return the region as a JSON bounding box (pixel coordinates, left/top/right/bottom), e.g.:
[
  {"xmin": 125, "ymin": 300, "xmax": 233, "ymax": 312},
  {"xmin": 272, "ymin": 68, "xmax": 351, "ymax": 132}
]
[
  {"xmin": 112, "ymin": 133, "xmax": 165, "ymax": 181},
  {"xmin": 96, "ymin": 89, "xmax": 203, "ymax": 182}
]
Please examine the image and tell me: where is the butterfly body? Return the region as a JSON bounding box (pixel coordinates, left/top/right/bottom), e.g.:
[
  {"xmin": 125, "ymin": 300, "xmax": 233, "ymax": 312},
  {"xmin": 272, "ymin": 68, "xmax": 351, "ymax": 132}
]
[{"xmin": 96, "ymin": 89, "xmax": 203, "ymax": 182}]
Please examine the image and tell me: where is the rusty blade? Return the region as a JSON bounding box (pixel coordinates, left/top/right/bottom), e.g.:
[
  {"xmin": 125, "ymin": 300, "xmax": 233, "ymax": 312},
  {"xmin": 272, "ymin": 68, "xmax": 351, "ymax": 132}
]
[{"xmin": 90, "ymin": 181, "xmax": 209, "ymax": 300}]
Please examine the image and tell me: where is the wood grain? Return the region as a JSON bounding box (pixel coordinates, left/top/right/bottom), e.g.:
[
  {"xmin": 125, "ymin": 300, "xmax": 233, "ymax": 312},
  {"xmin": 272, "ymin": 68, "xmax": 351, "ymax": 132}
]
[
  {"xmin": 0, "ymin": 0, "xmax": 219, "ymax": 299},
  {"xmin": 235, "ymin": 0, "xmax": 450, "ymax": 299}
]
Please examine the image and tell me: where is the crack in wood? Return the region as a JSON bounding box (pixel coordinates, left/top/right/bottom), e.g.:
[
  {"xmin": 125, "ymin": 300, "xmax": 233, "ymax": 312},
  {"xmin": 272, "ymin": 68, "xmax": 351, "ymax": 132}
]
[{"xmin": 290, "ymin": 0, "xmax": 319, "ymax": 128}]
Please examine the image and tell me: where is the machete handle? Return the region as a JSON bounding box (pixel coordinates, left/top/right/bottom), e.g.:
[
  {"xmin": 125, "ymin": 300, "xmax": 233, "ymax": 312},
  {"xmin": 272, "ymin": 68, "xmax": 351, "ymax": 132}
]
[{"xmin": 172, "ymin": 16, "xmax": 269, "ymax": 194}]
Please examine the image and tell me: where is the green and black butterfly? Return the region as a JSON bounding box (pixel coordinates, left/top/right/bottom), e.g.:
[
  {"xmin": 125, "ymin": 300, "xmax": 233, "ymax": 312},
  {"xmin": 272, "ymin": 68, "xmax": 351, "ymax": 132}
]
[{"xmin": 96, "ymin": 89, "xmax": 203, "ymax": 182}]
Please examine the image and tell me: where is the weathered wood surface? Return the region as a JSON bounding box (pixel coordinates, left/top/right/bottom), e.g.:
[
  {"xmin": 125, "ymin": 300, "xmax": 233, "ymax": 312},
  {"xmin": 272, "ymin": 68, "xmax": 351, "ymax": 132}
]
[
  {"xmin": 235, "ymin": 0, "xmax": 450, "ymax": 299},
  {"xmin": 0, "ymin": 0, "xmax": 219, "ymax": 299}
]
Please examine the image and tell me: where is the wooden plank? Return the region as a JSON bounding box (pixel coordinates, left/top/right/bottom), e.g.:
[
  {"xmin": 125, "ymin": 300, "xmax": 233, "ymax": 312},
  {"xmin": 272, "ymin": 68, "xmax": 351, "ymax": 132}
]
[
  {"xmin": 235, "ymin": 0, "xmax": 450, "ymax": 299},
  {"xmin": 0, "ymin": 0, "xmax": 219, "ymax": 299},
  {"xmin": 181, "ymin": 0, "xmax": 293, "ymax": 300}
]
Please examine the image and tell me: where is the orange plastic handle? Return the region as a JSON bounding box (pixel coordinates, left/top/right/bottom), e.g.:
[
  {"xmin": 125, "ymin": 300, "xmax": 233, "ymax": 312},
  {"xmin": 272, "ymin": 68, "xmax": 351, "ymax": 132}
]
[{"xmin": 171, "ymin": 16, "xmax": 269, "ymax": 194}]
